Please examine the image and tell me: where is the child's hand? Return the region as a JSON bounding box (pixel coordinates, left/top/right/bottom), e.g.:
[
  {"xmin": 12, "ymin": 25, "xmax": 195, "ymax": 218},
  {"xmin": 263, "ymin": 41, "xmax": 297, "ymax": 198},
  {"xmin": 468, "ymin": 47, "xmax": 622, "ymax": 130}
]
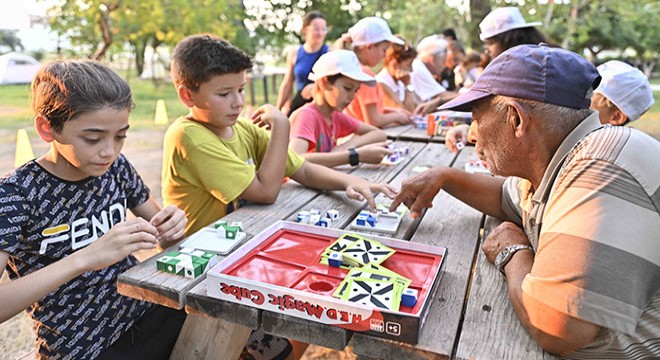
[
  {"xmin": 251, "ymin": 104, "xmax": 288, "ymax": 130},
  {"xmin": 346, "ymin": 182, "xmax": 397, "ymax": 212},
  {"xmin": 394, "ymin": 68, "xmax": 411, "ymax": 84},
  {"xmin": 80, "ymin": 218, "xmax": 158, "ymax": 271},
  {"xmin": 150, "ymin": 205, "xmax": 187, "ymax": 248},
  {"xmin": 357, "ymin": 142, "xmax": 393, "ymax": 164}
]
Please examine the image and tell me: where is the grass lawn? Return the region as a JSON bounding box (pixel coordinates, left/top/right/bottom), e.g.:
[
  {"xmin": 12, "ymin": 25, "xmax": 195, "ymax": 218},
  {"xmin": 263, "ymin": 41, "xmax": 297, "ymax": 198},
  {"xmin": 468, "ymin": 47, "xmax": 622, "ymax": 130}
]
[{"xmin": 0, "ymin": 73, "xmax": 283, "ymax": 133}]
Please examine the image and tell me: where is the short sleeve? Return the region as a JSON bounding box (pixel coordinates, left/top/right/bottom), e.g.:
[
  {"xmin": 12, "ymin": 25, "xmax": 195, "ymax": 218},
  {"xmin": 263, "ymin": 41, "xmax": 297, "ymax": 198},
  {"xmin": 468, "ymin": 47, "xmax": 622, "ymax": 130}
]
[
  {"xmin": 522, "ymin": 159, "xmax": 660, "ymax": 335},
  {"xmin": 411, "ymin": 59, "xmax": 446, "ymax": 102},
  {"xmin": 116, "ymin": 155, "xmax": 150, "ymax": 209},
  {"xmin": 333, "ymin": 112, "xmax": 362, "ymax": 139},
  {"xmin": 290, "ymin": 106, "xmax": 320, "ymax": 151},
  {"xmin": 0, "ymin": 183, "xmax": 30, "ymax": 253},
  {"xmin": 500, "ymin": 176, "xmax": 524, "ymax": 227}
]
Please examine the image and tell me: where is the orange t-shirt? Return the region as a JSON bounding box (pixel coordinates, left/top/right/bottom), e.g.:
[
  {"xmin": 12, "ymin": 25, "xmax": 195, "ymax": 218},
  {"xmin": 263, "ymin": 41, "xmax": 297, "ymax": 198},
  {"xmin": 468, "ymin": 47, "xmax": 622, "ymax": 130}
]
[{"xmin": 343, "ymin": 65, "xmax": 384, "ymax": 125}]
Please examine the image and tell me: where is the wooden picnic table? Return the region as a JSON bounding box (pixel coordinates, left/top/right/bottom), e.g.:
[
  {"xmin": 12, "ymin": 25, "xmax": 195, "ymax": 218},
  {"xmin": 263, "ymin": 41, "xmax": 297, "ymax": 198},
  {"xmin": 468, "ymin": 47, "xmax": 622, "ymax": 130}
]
[
  {"xmin": 118, "ymin": 140, "xmax": 559, "ymax": 360},
  {"xmin": 382, "ymin": 124, "xmax": 446, "ymax": 143}
]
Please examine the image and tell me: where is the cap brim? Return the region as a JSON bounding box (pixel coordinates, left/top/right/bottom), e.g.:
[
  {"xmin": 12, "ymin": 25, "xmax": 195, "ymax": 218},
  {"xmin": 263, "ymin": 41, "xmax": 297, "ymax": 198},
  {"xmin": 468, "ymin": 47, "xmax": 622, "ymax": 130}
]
[
  {"xmin": 480, "ymin": 21, "xmax": 543, "ymax": 41},
  {"xmin": 439, "ymin": 89, "xmax": 492, "ymax": 112},
  {"xmin": 387, "ymin": 35, "xmax": 405, "ymax": 45},
  {"xmin": 308, "ymin": 71, "xmax": 377, "ymax": 87}
]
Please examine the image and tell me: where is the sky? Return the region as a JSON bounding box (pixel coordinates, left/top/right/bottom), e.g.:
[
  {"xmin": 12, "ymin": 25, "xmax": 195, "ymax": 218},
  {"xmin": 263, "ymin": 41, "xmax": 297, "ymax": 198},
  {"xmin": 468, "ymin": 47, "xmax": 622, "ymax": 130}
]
[{"xmin": 0, "ymin": 0, "xmax": 58, "ymax": 52}]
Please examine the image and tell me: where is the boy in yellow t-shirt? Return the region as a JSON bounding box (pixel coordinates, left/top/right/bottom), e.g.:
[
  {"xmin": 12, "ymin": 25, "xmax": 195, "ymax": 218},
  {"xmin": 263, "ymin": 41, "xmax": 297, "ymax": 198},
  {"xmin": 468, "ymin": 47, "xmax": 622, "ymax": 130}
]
[{"xmin": 162, "ymin": 34, "xmax": 396, "ymax": 237}]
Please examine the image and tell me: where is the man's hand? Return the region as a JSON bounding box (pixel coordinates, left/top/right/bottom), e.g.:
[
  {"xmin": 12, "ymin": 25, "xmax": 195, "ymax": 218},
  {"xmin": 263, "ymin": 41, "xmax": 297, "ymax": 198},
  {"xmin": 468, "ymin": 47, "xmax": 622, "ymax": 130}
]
[
  {"xmin": 357, "ymin": 142, "xmax": 393, "ymax": 164},
  {"xmin": 389, "ymin": 167, "xmax": 444, "ymax": 218},
  {"xmin": 150, "ymin": 205, "xmax": 187, "ymax": 248},
  {"xmin": 482, "ymin": 221, "xmax": 531, "ymax": 264}
]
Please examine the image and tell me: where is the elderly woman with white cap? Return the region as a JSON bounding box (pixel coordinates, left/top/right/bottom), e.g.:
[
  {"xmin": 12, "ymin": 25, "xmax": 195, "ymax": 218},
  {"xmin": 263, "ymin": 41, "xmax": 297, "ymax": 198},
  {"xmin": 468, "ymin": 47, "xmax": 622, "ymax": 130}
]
[
  {"xmin": 479, "ymin": 7, "xmax": 549, "ymax": 58},
  {"xmin": 591, "ymin": 60, "xmax": 655, "ymax": 126}
]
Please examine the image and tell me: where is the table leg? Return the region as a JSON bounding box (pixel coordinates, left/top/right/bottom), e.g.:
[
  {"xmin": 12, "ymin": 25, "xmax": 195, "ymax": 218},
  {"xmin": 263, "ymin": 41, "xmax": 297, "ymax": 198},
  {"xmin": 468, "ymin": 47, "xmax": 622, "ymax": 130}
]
[{"xmin": 169, "ymin": 312, "xmax": 251, "ymax": 360}]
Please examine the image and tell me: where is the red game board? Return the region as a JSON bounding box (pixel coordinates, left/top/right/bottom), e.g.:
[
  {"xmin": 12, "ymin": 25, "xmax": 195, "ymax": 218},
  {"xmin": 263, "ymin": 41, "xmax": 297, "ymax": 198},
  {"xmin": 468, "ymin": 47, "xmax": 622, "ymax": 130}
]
[{"xmin": 206, "ymin": 221, "xmax": 446, "ymax": 343}]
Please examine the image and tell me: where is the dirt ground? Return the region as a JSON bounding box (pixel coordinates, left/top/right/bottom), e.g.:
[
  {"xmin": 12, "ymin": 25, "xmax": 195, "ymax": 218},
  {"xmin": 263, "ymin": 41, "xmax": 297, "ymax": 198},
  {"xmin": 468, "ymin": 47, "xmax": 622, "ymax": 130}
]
[{"xmin": 0, "ymin": 128, "xmax": 356, "ymax": 360}]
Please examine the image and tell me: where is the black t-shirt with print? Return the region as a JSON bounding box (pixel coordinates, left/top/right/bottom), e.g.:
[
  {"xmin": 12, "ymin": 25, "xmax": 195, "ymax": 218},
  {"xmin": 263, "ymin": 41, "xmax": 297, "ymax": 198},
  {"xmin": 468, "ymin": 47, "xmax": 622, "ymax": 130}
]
[{"xmin": 0, "ymin": 155, "xmax": 153, "ymax": 359}]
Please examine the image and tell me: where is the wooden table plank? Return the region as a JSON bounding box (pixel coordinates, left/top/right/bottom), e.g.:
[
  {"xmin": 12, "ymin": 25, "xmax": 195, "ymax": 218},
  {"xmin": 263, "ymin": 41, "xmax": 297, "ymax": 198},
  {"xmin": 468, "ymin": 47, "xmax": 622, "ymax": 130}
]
[
  {"xmin": 382, "ymin": 125, "xmax": 413, "ymax": 140},
  {"xmin": 350, "ymin": 147, "xmax": 484, "ymax": 360},
  {"xmin": 397, "ymin": 126, "xmax": 431, "ymax": 143},
  {"xmin": 455, "ymin": 217, "xmax": 560, "ymax": 360}
]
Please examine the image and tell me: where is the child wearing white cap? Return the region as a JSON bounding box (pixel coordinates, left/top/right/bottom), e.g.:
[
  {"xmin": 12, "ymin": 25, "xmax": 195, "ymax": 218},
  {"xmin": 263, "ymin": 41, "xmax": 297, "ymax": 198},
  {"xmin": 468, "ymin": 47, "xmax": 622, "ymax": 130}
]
[
  {"xmin": 479, "ymin": 7, "xmax": 548, "ymax": 58},
  {"xmin": 591, "ymin": 60, "xmax": 654, "ymax": 125},
  {"xmin": 289, "ymin": 50, "xmax": 392, "ymax": 168},
  {"xmin": 341, "ymin": 17, "xmax": 413, "ymax": 128}
]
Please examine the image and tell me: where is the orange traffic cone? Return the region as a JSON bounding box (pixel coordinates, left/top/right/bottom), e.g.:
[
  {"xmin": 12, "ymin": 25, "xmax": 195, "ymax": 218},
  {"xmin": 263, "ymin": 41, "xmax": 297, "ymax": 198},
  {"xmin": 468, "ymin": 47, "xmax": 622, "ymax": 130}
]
[
  {"xmin": 14, "ymin": 129, "xmax": 35, "ymax": 168},
  {"xmin": 154, "ymin": 99, "xmax": 169, "ymax": 125}
]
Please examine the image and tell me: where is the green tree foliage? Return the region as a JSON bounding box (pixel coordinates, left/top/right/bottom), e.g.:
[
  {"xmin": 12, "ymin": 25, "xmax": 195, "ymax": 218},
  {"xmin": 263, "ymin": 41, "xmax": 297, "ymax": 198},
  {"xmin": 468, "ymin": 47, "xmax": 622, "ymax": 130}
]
[{"xmin": 0, "ymin": 30, "xmax": 25, "ymax": 53}]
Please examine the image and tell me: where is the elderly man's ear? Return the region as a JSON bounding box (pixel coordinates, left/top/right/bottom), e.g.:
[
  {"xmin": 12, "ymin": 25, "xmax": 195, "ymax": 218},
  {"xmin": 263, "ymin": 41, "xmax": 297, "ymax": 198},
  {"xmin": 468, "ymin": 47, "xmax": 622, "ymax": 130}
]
[{"xmin": 506, "ymin": 100, "xmax": 531, "ymax": 137}]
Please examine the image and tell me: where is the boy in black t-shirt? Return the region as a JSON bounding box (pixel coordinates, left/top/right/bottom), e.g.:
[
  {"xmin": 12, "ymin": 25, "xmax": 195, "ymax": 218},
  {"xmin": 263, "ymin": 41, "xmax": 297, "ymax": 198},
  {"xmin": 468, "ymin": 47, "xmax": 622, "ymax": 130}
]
[{"xmin": 0, "ymin": 60, "xmax": 188, "ymax": 359}]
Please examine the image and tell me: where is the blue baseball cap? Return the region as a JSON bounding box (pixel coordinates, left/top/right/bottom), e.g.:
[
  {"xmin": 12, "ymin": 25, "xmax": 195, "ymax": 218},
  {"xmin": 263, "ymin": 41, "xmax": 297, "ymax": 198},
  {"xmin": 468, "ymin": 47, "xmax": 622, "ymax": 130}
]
[{"xmin": 440, "ymin": 44, "xmax": 601, "ymax": 112}]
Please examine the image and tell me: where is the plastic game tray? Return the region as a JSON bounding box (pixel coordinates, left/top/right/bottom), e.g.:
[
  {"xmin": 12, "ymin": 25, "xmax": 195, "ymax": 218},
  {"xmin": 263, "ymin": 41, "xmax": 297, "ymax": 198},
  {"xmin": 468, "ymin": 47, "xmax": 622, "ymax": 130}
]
[
  {"xmin": 349, "ymin": 213, "xmax": 402, "ymax": 234},
  {"xmin": 206, "ymin": 221, "xmax": 447, "ymax": 344},
  {"xmin": 179, "ymin": 227, "xmax": 245, "ymax": 255}
]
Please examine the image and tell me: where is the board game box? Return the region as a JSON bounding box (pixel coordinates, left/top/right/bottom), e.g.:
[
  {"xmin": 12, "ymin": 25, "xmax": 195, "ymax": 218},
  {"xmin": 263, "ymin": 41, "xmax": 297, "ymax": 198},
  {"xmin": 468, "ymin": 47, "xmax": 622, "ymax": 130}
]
[{"xmin": 206, "ymin": 221, "xmax": 447, "ymax": 343}]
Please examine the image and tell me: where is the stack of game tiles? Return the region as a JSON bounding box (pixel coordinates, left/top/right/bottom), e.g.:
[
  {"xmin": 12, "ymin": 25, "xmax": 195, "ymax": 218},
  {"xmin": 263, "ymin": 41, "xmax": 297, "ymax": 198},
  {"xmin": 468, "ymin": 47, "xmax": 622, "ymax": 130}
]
[
  {"xmin": 320, "ymin": 234, "xmax": 413, "ymax": 311},
  {"xmin": 156, "ymin": 247, "xmax": 218, "ymax": 279}
]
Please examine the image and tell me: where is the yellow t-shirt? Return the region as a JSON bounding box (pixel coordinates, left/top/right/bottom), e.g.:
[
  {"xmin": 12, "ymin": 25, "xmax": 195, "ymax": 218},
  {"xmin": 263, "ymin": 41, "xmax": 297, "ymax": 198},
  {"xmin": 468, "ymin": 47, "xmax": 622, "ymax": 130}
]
[{"xmin": 162, "ymin": 117, "xmax": 305, "ymax": 235}]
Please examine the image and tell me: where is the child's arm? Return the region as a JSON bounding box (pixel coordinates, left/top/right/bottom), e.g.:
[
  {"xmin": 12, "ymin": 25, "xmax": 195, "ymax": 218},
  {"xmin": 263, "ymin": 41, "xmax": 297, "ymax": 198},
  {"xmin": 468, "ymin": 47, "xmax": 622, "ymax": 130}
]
[
  {"xmin": 131, "ymin": 198, "xmax": 187, "ymax": 249},
  {"xmin": 290, "ymin": 162, "xmax": 397, "ymax": 211},
  {"xmin": 334, "ymin": 122, "xmax": 388, "ymax": 151},
  {"xmin": 240, "ymin": 105, "xmax": 291, "ymax": 204},
  {"xmin": 0, "ymin": 218, "xmax": 159, "ymax": 323},
  {"xmin": 361, "ymin": 103, "xmax": 412, "ymax": 128}
]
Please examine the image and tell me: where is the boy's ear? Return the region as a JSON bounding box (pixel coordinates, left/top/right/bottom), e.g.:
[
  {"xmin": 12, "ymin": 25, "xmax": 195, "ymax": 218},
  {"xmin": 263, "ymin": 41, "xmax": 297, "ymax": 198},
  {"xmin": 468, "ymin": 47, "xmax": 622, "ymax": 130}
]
[
  {"xmin": 176, "ymin": 84, "xmax": 196, "ymax": 108},
  {"xmin": 35, "ymin": 114, "xmax": 55, "ymax": 142},
  {"xmin": 609, "ymin": 108, "xmax": 628, "ymax": 126},
  {"xmin": 317, "ymin": 77, "xmax": 329, "ymax": 91}
]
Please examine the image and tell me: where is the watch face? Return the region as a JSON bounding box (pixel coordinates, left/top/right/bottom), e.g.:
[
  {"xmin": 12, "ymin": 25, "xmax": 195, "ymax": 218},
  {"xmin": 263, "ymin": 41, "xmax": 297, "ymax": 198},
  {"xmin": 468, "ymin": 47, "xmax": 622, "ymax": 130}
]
[{"xmin": 495, "ymin": 247, "xmax": 510, "ymax": 267}]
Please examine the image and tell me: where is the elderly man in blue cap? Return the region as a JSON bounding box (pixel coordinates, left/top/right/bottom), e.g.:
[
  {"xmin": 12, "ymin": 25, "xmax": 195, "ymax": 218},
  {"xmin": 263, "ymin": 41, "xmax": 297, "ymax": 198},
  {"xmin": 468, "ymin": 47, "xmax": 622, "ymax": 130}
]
[{"xmin": 391, "ymin": 44, "xmax": 660, "ymax": 358}]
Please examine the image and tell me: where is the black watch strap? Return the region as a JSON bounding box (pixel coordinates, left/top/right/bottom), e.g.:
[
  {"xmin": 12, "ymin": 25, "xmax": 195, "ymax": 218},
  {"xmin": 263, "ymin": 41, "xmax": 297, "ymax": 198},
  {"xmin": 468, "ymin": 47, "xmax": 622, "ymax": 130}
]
[{"xmin": 348, "ymin": 148, "xmax": 359, "ymax": 166}]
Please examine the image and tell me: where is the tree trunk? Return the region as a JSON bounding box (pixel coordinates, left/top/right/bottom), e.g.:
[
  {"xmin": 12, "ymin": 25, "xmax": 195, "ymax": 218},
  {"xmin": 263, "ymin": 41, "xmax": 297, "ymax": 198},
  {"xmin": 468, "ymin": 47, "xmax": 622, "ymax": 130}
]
[
  {"xmin": 132, "ymin": 38, "xmax": 147, "ymax": 78},
  {"xmin": 467, "ymin": 0, "xmax": 492, "ymax": 50},
  {"xmin": 91, "ymin": 2, "xmax": 120, "ymax": 60}
]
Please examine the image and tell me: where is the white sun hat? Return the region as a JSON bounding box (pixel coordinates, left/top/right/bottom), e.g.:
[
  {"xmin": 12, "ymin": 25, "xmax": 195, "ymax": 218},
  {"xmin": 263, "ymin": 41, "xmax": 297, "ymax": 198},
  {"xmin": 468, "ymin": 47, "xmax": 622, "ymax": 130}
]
[
  {"xmin": 479, "ymin": 7, "xmax": 542, "ymax": 41},
  {"xmin": 416, "ymin": 35, "xmax": 448, "ymax": 58},
  {"xmin": 348, "ymin": 17, "xmax": 404, "ymax": 47},
  {"xmin": 308, "ymin": 50, "xmax": 376, "ymax": 86},
  {"xmin": 595, "ymin": 60, "xmax": 654, "ymax": 121}
]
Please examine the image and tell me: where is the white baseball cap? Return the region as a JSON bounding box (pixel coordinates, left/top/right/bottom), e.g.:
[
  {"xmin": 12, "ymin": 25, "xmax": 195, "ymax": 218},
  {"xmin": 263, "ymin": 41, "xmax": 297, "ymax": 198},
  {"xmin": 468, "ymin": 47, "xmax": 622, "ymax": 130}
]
[
  {"xmin": 479, "ymin": 7, "xmax": 542, "ymax": 41},
  {"xmin": 348, "ymin": 17, "xmax": 404, "ymax": 47},
  {"xmin": 595, "ymin": 60, "xmax": 654, "ymax": 121},
  {"xmin": 308, "ymin": 50, "xmax": 376, "ymax": 86},
  {"xmin": 416, "ymin": 35, "xmax": 448, "ymax": 58}
]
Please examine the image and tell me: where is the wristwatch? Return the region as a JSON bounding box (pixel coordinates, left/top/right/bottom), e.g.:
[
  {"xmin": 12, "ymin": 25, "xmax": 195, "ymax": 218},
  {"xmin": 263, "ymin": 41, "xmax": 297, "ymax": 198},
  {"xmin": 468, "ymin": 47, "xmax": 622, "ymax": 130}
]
[
  {"xmin": 405, "ymin": 84, "xmax": 415, "ymax": 92},
  {"xmin": 348, "ymin": 148, "xmax": 359, "ymax": 166},
  {"xmin": 494, "ymin": 244, "xmax": 534, "ymax": 275}
]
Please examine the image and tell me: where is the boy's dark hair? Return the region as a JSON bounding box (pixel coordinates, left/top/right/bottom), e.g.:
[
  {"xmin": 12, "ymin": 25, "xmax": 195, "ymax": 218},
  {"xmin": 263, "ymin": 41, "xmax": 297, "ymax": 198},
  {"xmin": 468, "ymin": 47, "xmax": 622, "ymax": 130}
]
[
  {"xmin": 490, "ymin": 27, "xmax": 550, "ymax": 52},
  {"xmin": 326, "ymin": 73, "xmax": 345, "ymax": 84},
  {"xmin": 441, "ymin": 28, "xmax": 457, "ymax": 41},
  {"xmin": 30, "ymin": 60, "xmax": 133, "ymax": 133},
  {"xmin": 171, "ymin": 34, "xmax": 254, "ymax": 91}
]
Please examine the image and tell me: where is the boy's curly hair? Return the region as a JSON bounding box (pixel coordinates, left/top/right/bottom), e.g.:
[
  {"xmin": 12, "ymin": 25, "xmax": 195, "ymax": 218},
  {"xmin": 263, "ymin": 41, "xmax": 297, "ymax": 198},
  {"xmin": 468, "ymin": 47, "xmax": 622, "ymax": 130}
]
[
  {"xmin": 171, "ymin": 34, "xmax": 254, "ymax": 91},
  {"xmin": 30, "ymin": 60, "xmax": 133, "ymax": 133}
]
